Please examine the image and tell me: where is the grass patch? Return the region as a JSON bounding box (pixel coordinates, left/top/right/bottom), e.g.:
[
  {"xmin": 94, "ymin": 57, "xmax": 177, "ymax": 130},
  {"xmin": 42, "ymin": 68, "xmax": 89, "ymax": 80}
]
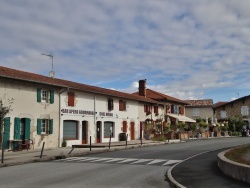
[
  {"xmin": 225, "ymin": 144, "xmax": 250, "ymax": 166},
  {"xmin": 152, "ymin": 136, "xmax": 166, "ymax": 142}
]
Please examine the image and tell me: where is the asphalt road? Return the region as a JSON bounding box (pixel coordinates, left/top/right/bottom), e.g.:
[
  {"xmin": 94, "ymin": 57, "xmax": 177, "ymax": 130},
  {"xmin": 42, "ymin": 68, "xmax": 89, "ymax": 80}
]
[{"xmin": 0, "ymin": 137, "xmax": 249, "ymax": 188}]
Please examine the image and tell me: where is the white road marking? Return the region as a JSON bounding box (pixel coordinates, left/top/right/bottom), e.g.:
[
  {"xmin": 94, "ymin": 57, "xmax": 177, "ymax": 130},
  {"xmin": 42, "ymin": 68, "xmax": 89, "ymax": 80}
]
[
  {"xmin": 162, "ymin": 160, "xmax": 182, "ymax": 166},
  {"xmin": 147, "ymin": 159, "xmax": 167, "ymax": 165},
  {"xmin": 117, "ymin": 159, "xmax": 138, "ymax": 163}
]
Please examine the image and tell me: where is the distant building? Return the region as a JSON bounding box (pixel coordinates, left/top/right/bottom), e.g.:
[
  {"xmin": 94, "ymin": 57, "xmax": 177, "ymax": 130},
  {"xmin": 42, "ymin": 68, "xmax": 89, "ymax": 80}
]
[
  {"xmin": 184, "ymin": 99, "xmax": 213, "ymax": 123},
  {"xmin": 133, "ymin": 80, "xmax": 195, "ymax": 126},
  {"xmin": 213, "ymin": 95, "xmax": 250, "ymax": 123}
]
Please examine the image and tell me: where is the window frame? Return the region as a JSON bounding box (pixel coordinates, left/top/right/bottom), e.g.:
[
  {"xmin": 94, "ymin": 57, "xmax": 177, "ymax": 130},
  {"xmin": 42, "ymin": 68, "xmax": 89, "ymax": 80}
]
[
  {"xmin": 193, "ymin": 108, "xmax": 200, "ymax": 117},
  {"xmin": 220, "ymin": 111, "xmax": 227, "ymax": 118},
  {"xmin": 119, "ymin": 100, "xmax": 126, "ymax": 111},
  {"xmin": 241, "ymin": 106, "xmax": 249, "ymax": 116},
  {"xmin": 104, "ymin": 121, "xmax": 115, "ymax": 138},
  {"xmin": 41, "ymin": 89, "xmax": 49, "ymax": 103},
  {"xmin": 108, "ymin": 98, "xmax": 114, "ymax": 111},
  {"xmin": 63, "ymin": 120, "xmax": 78, "ymax": 140}
]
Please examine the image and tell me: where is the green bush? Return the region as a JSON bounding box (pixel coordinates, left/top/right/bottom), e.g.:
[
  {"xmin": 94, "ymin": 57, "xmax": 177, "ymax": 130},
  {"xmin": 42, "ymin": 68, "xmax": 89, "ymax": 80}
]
[{"xmin": 231, "ymin": 132, "xmax": 240, "ymax": 136}]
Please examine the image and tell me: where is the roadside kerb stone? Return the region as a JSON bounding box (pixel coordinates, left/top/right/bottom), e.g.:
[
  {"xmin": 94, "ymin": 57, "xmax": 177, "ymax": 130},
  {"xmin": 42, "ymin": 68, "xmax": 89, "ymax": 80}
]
[
  {"xmin": 217, "ymin": 149, "xmax": 250, "ymax": 184},
  {"xmin": 0, "ymin": 141, "xmax": 172, "ymax": 168}
]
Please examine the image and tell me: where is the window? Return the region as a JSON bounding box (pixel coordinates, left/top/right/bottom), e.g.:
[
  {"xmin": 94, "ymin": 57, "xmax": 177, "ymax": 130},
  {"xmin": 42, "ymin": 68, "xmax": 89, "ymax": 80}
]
[
  {"xmin": 63, "ymin": 120, "xmax": 78, "ymax": 139},
  {"xmin": 193, "ymin": 108, "xmax": 200, "ymax": 117},
  {"xmin": 220, "ymin": 111, "xmax": 227, "ymax": 118},
  {"xmin": 37, "ymin": 88, "xmax": 54, "ymax": 104},
  {"xmin": 108, "ymin": 99, "xmax": 114, "ymax": 111},
  {"xmin": 119, "ymin": 100, "xmax": 126, "ymax": 111},
  {"xmin": 104, "ymin": 121, "xmax": 114, "ymax": 138},
  {"xmin": 241, "ymin": 106, "xmax": 249, "ymax": 116},
  {"xmin": 154, "ymin": 106, "xmax": 158, "ymax": 114},
  {"xmin": 174, "ymin": 105, "xmax": 179, "ymax": 114},
  {"xmin": 144, "ymin": 105, "xmax": 151, "ymax": 113},
  {"xmin": 68, "ymin": 92, "xmax": 75, "ymax": 107},
  {"xmin": 37, "ymin": 119, "xmax": 53, "ymax": 135}
]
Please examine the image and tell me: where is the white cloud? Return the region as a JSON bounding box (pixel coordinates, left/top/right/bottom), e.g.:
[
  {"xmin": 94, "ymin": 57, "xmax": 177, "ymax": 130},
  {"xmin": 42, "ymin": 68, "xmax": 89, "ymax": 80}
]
[{"xmin": 0, "ymin": 0, "xmax": 250, "ymax": 102}]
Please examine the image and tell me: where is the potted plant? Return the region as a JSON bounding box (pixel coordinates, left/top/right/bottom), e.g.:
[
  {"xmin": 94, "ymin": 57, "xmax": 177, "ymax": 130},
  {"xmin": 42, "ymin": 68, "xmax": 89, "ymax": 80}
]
[{"xmin": 62, "ymin": 139, "xmax": 67, "ymax": 147}]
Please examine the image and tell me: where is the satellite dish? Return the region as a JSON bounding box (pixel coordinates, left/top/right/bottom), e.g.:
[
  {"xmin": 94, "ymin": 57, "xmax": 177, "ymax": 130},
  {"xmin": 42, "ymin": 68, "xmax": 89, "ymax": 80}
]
[{"xmin": 49, "ymin": 70, "xmax": 55, "ymax": 78}]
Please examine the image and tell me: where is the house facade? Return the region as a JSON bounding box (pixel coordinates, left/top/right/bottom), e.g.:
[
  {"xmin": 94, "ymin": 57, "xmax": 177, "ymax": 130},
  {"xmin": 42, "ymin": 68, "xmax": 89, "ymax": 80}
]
[
  {"xmin": 0, "ymin": 67, "xmax": 60, "ymax": 150},
  {"xmin": 133, "ymin": 80, "xmax": 195, "ymax": 127},
  {"xmin": 0, "ymin": 66, "xmax": 158, "ymax": 149},
  {"xmin": 184, "ymin": 99, "xmax": 213, "ymax": 123},
  {"xmin": 59, "ymin": 89, "xmax": 156, "ymax": 147},
  {"xmin": 213, "ymin": 96, "xmax": 250, "ymax": 123}
]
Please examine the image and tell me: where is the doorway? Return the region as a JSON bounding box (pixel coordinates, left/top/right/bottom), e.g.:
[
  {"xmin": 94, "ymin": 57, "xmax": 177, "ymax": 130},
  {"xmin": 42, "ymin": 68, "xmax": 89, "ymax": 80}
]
[
  {"xmin": 82, "ymin": 121, "xmax": 88, "ymax": 144},
  {"xmin": 96, "ymin": 121, "xmax": 101, "ymax": 143}
]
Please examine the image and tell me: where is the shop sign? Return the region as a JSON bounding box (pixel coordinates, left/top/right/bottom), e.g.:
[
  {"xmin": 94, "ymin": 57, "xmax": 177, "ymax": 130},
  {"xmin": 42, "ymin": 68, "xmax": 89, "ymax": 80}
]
[{"xmin": 61, "ymin": 108, "xmax": 113, "ymax": 117}]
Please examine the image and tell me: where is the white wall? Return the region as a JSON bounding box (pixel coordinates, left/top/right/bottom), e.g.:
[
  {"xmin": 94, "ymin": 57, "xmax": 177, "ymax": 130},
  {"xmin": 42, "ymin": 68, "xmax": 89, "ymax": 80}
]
[
  {"xmin": 59, "ymin": 90, "xmax": 140, "ymax": 147},
  {"xmin": 0, "ymin": 78, "xmax": 60, "ymax": 149}
]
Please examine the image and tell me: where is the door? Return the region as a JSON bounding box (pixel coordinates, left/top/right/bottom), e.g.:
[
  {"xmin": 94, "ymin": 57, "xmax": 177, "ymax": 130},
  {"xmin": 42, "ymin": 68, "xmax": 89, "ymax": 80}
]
[
  {"xmin": 82, "ymin": 121, "xmax": 88, "ymax": 144},
  {"xmin": 96, "ymin": 121, "xmax": 101, "ymax": 143},
  {"xmin": 130, "ymin": 122, "xmax": 135, "ymax": 140}
]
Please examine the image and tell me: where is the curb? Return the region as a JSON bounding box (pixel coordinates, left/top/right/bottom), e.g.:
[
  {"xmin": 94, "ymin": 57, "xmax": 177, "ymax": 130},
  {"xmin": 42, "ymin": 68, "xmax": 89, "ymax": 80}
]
[
  {"xmin": 0, "ymin": 141, "xmax": 170, "ymax": 168},
  {"xmin": 217, "ymin": 148, "xmax": 250, "ymax": 184}
]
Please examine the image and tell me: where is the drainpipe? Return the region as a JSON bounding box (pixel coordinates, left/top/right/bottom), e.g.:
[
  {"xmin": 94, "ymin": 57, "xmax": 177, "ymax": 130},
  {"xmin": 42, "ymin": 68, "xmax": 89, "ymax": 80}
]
[
  {"xmin": 59, "ymin": 87, "xmax": 69, "ymax": 147},
  {"xmin": 94, "ymin": 96, "xmax": 96, "ymax": 125}
]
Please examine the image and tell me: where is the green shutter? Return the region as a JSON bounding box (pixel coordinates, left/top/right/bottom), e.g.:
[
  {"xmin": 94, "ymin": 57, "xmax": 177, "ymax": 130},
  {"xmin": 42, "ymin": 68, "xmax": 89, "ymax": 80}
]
[
  {"xmin": 3, "ymin": 117, "xmax": 10, "ymax": 149},
  {"xmin": 14, "ymin": 117, "xmax": 21, "ymax": 140},
  {"xmin": 49, "ymin": 119, "xmax": 53, "ymax": 134},
  {"xmin": 50, "ymin": 90, "xmax": 54, "ymax": 104},
  {"xmin": 37, "ymin": 119, "xmax": 41, "ymax": 135},
  {"xmin": 37, "ymin": 88, "xmax": 41, "ymax": 102},
  {"xmin": 24, "ymin": 118, "xmax": 30, "ymax": 140}
]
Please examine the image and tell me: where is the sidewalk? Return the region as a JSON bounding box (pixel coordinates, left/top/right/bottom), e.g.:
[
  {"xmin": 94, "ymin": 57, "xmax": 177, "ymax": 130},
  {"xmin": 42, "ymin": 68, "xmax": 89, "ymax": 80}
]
[{"xmin": 0, "ymin": 139, "xmax": 181, "ymax": 168}]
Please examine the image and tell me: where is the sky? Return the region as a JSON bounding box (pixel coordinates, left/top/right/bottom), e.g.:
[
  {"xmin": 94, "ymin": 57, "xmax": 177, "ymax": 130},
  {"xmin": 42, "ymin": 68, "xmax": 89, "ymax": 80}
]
[{"xmin": 1, "ymin": 0, "xmax": 250, "ymax": 103}]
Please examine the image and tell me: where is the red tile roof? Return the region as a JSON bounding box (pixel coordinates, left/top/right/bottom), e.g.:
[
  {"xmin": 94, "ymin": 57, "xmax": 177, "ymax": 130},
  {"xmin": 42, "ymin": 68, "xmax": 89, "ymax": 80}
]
[
  {"xmin": 133, "ymin": 89, "xmax": 189, "ymax": 105},
  {"xmin": 0, "ymin": 66, "xmax": 158, "ymax": 104},
  {"xmin": 184, "ymin": 99, "xmax": 213, "ymax": 107},
  {"xmin": 213, "ymin": 102, "xmax": 228, "ymax": 108}
]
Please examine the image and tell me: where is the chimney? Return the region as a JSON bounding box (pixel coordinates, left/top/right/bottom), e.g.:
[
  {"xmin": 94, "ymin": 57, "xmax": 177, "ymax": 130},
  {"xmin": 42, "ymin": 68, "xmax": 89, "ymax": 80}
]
[{"xmin": 139, "ymin": 79, "xmax": 147, "ymax": 97}]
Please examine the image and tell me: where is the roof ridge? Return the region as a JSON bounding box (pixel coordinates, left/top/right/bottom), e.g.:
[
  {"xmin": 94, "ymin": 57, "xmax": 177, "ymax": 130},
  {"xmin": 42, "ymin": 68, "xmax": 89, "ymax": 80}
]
[{"xmin": 0, "ymin": 66, "xmax": 158, "ymax": 104}]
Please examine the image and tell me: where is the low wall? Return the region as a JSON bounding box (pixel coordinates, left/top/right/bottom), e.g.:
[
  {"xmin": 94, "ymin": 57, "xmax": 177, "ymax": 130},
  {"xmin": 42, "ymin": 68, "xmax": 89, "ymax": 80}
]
[{"xmin": 217, "ymin": 149, "xmax": 250, "ymax": 184}]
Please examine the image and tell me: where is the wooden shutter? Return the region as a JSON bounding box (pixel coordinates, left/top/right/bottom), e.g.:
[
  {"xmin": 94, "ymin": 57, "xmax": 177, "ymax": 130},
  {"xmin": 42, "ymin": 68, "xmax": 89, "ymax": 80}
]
[
  {"xmin": 181, "ymin": 106, "xmax": 184, "ymax": 115},
  {"xmin": 123, "ymin": 121, "xmax": 127, "ymax": 133},
  {"xmin": 3, "ymin": 117, "xmax": 10, "ymax": 149},
  {"xmin": 50, "ymin": 90, "xmax": 54, "ymax": 104},
  {"xmin": 37, "ymin": 119, "xmax": 41, "ymax": 135},
  {"xmin": 14, "ymin": 117, "xmax": 21, "ymax": 140},
  {"xmin": 119, "ymin": 100, "xmax": 123, "ymax": 111},
  {"xmin": 171, "ymin": 105, "xmax": 174, "ymax": 113},
  {"xmin": 68, "ymin": 92, "xmax": 75, "ymax": 106},
  {"xmin": 49, "ymin": 119, "xmax": 53, "ymax": 134},
  {"xmin": 154, "ymin": 106, "xmax": 158, "ymax": 114},
  {"xmin": 24, "ymin": 118, "xmax": 30, "ymax": 139},
  {"xmin": 37, "ymin": 88, "xmax": 41, "ymax": 102}
]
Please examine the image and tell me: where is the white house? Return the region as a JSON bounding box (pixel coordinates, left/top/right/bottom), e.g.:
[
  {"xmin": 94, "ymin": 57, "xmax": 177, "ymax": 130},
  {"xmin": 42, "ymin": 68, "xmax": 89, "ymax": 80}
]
[
  {"xmin": 0, "ymin": 66, "xmax": 158, "ymax": 149},
  {"xmin": 0, "ymin": 66, "xmax": 60, "ymax": 150}
]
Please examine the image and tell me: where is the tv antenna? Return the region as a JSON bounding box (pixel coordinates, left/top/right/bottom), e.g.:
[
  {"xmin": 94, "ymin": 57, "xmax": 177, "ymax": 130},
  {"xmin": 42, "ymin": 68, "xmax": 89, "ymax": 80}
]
[{"xmin": 41, "ymin": 53, "xmax": 55, "ymax": 78}]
